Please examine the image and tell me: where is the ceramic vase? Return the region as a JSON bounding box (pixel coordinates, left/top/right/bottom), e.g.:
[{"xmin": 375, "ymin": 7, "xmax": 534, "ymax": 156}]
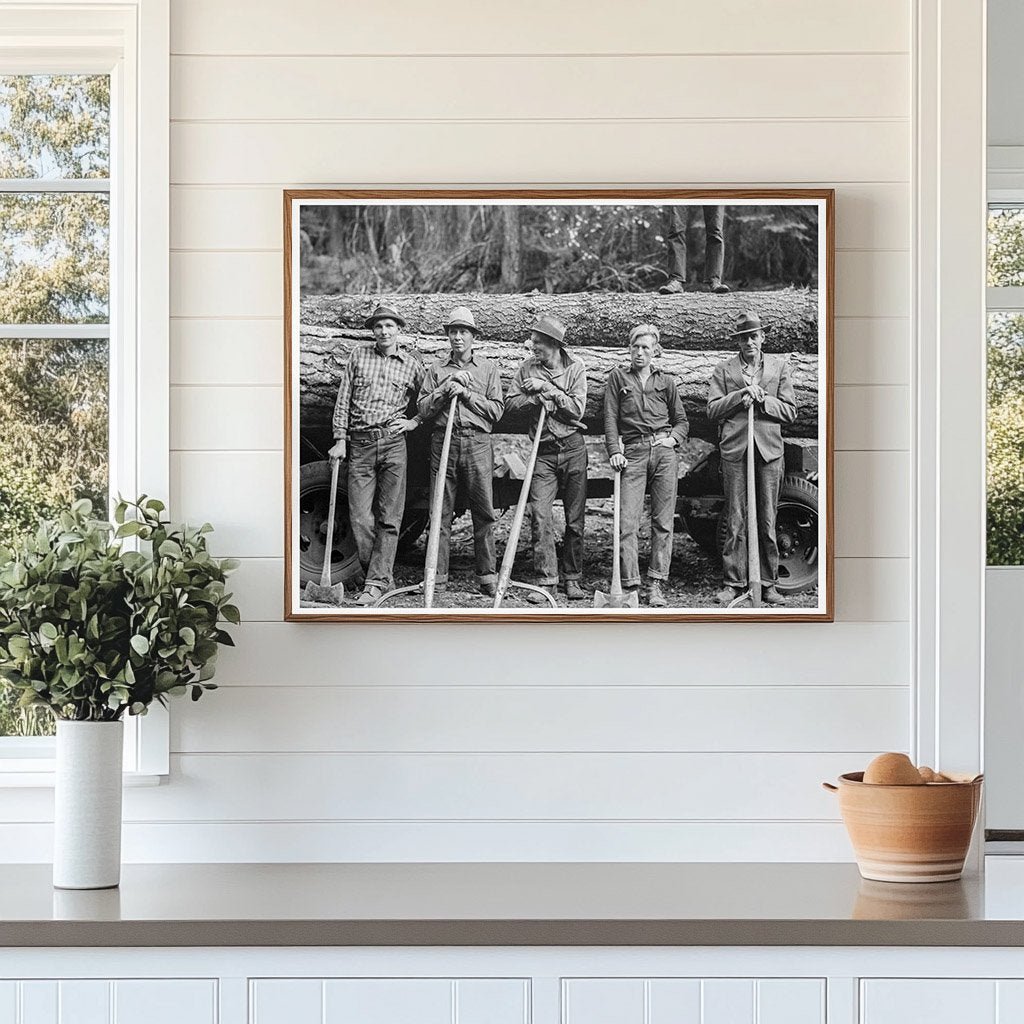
[{"xmin": 53, "ymin": 720, "xmax": 124, "ymax": 889}]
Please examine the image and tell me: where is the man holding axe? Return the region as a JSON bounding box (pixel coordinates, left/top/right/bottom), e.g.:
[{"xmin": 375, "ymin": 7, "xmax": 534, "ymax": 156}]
[
  {"xmin": 417, "ymin": 307, "xmax": 504, "ymax": 597},
  {"xmin": 505, "ymin": 315, "xmax": 588, "ymax": 604},
  {"xmin": 328, "ymin": 304, "xmax": 425, "ymax": 607},
  {"xmin": 707, "ymin": 311, "xmax": 798, "ymax": 607},
  {"xmin": 603, "ymin": 323, "xmax": 689, "ymax": 608}
]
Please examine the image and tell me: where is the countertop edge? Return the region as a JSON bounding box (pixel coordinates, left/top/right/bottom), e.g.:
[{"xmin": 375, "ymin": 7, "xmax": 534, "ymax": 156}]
[{"xmin": 4, "ymin": 919, "xmax": 1024, "ymax": 948}]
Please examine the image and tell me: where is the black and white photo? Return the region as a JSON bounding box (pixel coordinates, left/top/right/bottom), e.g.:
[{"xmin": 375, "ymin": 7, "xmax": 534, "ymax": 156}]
[{"xmin": 285, "ymin": 190, "xmax": 833, "ymax": 621}]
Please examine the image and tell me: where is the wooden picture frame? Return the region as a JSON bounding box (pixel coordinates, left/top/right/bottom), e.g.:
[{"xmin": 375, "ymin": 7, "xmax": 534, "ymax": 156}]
[{"xmin": 284, "ymin": 189, "xmax": 834, "ymax": 622}]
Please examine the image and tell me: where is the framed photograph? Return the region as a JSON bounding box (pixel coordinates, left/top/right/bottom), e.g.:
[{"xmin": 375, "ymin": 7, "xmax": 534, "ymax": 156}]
[{"xmin": 284, "ymin": 189, "xmax": 833, "ymax": 621}]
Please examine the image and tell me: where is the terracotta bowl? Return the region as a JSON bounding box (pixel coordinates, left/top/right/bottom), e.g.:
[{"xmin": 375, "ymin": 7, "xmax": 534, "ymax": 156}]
[{"xmin": 823, "ymin": 771, "xmax": 983, "ymax": 883}]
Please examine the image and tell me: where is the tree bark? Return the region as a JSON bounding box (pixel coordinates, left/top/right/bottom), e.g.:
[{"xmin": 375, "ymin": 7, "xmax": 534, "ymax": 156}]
[
  {"xmin": 300, "ymin": 288, "xmax": 819, "ymax": 353},
  {"xmin": 299, "ymin": 328, "xmax": 819, "ymax": 441}
]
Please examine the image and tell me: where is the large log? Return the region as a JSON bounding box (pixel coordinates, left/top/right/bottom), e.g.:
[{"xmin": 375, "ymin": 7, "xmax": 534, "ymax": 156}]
[
  {"xmin": 299, "ymin": 328, "xmax": 818, "ymax": 442},
  {"xmin": 300, "ymin": 288, "xmax": 819, "ymax": 354}
]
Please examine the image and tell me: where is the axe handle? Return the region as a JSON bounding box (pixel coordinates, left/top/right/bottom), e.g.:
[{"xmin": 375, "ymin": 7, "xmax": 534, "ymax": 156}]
[
  {"xmin": 424, "ymin": 394, "xmax": 459, "ymax": 608},
  {"xmin": 320, "ymin": 457, "xmax": 341, "ymax": 588},
  {"xmin": 610, "ymin": 463, "xmax": 623, "ymax": 597},
  {"xmin": 746, "ymin": 403, "xmax": 762, "ymax": 607},
  {"xmin": 494, "ymin": 405, "xmax": 548, "ymax": 607}
]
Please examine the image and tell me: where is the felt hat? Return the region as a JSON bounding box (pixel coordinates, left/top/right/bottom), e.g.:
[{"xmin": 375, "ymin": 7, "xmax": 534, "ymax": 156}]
[
  {"xmin": 730, "ymin": 310, "xmax": 769, "ymax": 338},
  {"xmin": 530, "ymin": 314, "xmax": 567, "ymax": 347},
  {"xmin": 363, "ymin": 304, "xmax": 406, "ymax": 330},
  {"xmin": 442, "ymin": 306, "xmax": 481, "ymax": 335}
]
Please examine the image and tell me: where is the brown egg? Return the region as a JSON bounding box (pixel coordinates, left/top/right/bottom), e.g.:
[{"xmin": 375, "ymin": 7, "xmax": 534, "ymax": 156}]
[
  {"xmin": 918, "ymin": 766, "xmax": 938, "ymax": 783},
  {"xmin": 863, "ymin": 752, "xmax": 926, "ymax": 785}
]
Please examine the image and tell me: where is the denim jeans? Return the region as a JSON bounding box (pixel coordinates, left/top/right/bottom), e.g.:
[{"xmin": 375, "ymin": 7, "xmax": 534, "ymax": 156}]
[
  {"xmin": 429, "ymin": 429, "xmax": 498, "ymax": 585},
  {"xmin": 529, "ymin": 433, "xmax": 588, "ymax": 585},
  {"xmin": 619, "ymin": 441, "xmax": 679, "ymax": 587},
  {"xmin": 347, "ymin": 433, "xmax": 407, "ymax": 591},
  {"xmin": 664, "ymin": 205, "xmax": 725, "ymax": 284},
  {"xmin": 720, "ymin": 452, "xmax": 784, "ymax": 588}
]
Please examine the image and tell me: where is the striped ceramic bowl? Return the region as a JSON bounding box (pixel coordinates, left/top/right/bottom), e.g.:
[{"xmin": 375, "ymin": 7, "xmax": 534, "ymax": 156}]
[{"xmin": 823, "ymin": 772, "xmax": 983, "ymax": 883}]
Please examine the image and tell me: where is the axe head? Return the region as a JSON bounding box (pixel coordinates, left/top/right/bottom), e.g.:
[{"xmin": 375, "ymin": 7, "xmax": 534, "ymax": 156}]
[{"xmin": 593, "ymin": 589, "xmax": 640, "ymax": 609}]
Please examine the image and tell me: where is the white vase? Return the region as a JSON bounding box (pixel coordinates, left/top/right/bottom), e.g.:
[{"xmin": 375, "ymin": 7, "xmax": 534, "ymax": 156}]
[{"xmin": 53, "ymin": 720, "xmax": 124, "ymax": 889}]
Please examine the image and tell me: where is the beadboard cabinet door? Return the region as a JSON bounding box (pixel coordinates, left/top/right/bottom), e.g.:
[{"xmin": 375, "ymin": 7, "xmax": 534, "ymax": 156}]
[
  {"xmin": 562, "ymin": 978, "xmax": 825, "ymax": 1024},
  {"xmin": 860, "ymin": 980, "xmax": 1024, "ymax": 1023},
  {"xmin": 249, "ymin": 978, "xmax": 529, "ymax": 1024},
  {"xmin": 0, "ymin": 980, "xmax": 217, "ymax": 1024}
]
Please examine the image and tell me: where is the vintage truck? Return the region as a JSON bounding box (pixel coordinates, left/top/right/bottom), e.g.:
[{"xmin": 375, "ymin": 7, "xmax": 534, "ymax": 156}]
[{"xmin": 296, "ymin": 292, "xmax": 822, "ymax": 596}]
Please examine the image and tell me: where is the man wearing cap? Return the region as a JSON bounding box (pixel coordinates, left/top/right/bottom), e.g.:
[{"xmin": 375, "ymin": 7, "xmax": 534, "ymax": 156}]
[
  {"xmin": 328, "ymin": 304, "xmax": 426, "ymax": 606},
  {"xmin": 659, "ymin": 205, "xmax": 730, "ymax": 295},
  {"xmin": 604, "ymin": 323, "xmax": 689, "ymax": 608},
  {"xmin": 707, "ymin": 310, "xmax": 798, "ymax": 606},
  {"xmin": 417, "ymin": 307, "xmax": 504, "ymax": 596},
  {"xmin": 506, "ymin": 315, "xmax": 589, "ymax": 603}
]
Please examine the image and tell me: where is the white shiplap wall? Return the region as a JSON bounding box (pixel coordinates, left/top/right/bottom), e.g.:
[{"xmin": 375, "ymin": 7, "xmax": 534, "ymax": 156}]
[{"xmin": 12, "ymin": 0, "xmax": 917, "ymax": 862}]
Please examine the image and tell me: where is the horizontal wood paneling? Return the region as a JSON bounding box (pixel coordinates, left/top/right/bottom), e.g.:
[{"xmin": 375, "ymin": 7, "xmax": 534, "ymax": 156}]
[
  {"xmin": 834, "ymin": 318, "xmax": 910, "ymax": 385},
  {"xmin": 209, "ymin": 621, "xmax": 909, "ymax": 687},
  {"xmin": 227, "ymin": 556, "xmax": 908, "ymax": 623},
  {"xmin": 170, "ymin": 121, "xmax": 909, "ymax": 186},
  {"xmin": 170, "ymin": 183, "xmax": 910, "ymax": 251},
  {"xmin": 170, "ymin": 250, "xmax": 907, "ymax": 319},
  {"xmin": 170, "ymin": 384, "xmax": 900, "ymax": 453},
  {"xmin": 171, "ymin": 55, "xmax": 909, "ymax": 121},
  {"xmin": 834, "ymin": 385, "xmax": 909, "ymax": 451},
  {"xmin": 170, "ymin": 0, "xmax": 910, "ymax": 56},
  {"xmin": 170, "ymin": 319, "xmax": 283, "ymax": 386},
  {"xmin": 171, "ymin": 684, "xmax": 909, "ymax": 754},
  {"xmin": 0, "ymin": 820, "xmax": 856, "ymax": 862},
  {"xmin": 119, "ymin": 752, "xmax": 858, "ymax": 821},
  {"xmin": 171, "ymin": 449, "xmax": 905, "ymax": 558}
]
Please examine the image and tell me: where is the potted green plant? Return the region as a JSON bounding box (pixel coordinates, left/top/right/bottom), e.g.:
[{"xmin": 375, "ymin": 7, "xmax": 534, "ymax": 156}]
[{"xmin": 0, "ymin": 496, "xmax": 239, "ymax": 889}]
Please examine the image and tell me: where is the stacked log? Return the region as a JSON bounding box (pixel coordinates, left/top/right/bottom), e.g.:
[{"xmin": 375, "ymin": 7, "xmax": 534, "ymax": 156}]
[{"xmin": 298, "ymin": 290, "xmax": 821, "ymax": 444}]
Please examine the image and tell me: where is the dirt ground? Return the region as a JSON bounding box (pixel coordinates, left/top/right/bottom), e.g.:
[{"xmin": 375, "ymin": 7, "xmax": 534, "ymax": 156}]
[{"xmin": 307, "ymin": 498, "xmax": 818, "ymax": 612}]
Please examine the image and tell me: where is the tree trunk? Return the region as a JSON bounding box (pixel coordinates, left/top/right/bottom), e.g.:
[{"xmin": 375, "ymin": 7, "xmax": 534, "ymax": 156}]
[
  {"xmin": 299, "ymin": 328, "xmax": 818, "ymax": 441},
  {"xmin": 499, "ymin": 207, "xmax": 522, "ymax": 290},
  {"xmin": 300, "ymin": 288, "xmax": 819, "ymax": 353}
]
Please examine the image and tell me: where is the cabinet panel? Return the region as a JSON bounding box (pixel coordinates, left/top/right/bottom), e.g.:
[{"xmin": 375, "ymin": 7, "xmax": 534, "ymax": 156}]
[
  {"xmin": 455, "ymin": 980, "xmax": 529, "ymax": 1024},
  {"xmin": 563, "ymin": 980, "xmax": 644, "ymax": 1024},
  {"xmin": 702, "ymin": 980, "xmax": 754, "ymax": 1024},
  {"xmin": 0, "ymin": 983, "xmax": 16, "ymax": 1024},
  {"xmin": 861, "ymin": 980, "xmax": 996, "ymax": 1023},
  {"xmin": 648, "ymin": 980, "xmax": 702, "ymax": 1023},
  {"xmin": 58, "ymin": 982, "xmax": 109, "ymax": 1024},
  {"xmin": 250, "ymin": 980, "xmax": 322, "ymax": 1024},
  {"xmin": 113, "ymin": 981, "xmax": 217, "ymax": 1024},
  {"xmin": 997, "ymin": 980, "xmax": 1024, "ymax": 1022},
  {"xmin": 757, "ymin": 980, "xmax": 825, "ymax": 1024},
  {"xmin": 19, "ymin": 983, "xmax": 56, "ymax": 1024},
  {"xmin": 323, "ymin": 979, "xmax": 451, "ymax": 1024}
]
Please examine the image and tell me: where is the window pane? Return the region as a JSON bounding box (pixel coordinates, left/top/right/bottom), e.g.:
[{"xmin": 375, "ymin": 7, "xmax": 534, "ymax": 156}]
[
  {"xmin": 0, "ymin": 75, "xmax": 109, "ymax": 179},
  {"xmin": 0, "ymin": 192, "xmax": 108, "ymax": 323},
  {"xmin": 988, "ymin": 313, "xmax": 1024, "ymax": 565},
  {"xmin": 0, "ymin": 338, "xmax": 108, "ymax": 738},
  {"xmin": 988, "ymin": 207, "xmax": 1024, "ymax": 288}
]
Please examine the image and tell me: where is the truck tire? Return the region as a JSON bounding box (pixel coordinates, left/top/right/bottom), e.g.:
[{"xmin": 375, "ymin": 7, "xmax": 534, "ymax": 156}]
[
  {"xmin": 297, "ymin": 461, "xmax": 362, "ymax": 586},
  {"xmin": 713, "ymin": 473, "xmax": 819, "ymax": 595}
]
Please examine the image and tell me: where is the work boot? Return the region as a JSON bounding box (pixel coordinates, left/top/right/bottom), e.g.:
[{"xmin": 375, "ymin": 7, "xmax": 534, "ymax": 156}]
[
  {"xmin": 716, "ymin": 585, "xmax": 743, "ymax": 605},
  {"xmin": 478, "ymin": 579, "xmax": 497, "ymax": 597},
  {"xmin": 762, "ymin": 586, "xmax": 785, "ymax": 605},
  {"xmin": 647, "ymin": 580, "xmax": 667, "ymax": 608},
  {"xmin": 355, "ymin": 585, "xmax": 383, "ymax": 607},
  {"xmin": 562, "ymin": 579, "xmax": 586, "ymax": 601},
  {"xmin": 658, "ymin": 277, "xmax": 685, "ymax": 295},
  {"xmin": 527, "ymin": 585, "xmax": 556, "ymax": 605},
  {"xmin": 709, "ymin": 277, "xmax": 731, "ymax": 294}
]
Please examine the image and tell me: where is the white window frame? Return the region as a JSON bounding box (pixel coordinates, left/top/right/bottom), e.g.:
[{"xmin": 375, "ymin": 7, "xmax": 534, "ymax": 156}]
[{"xmin": 0, "ymin": 0, "xmax": 169, "ymax": 783}]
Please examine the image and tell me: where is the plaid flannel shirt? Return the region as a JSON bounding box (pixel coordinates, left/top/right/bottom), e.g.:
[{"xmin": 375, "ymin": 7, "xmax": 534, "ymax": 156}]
[{"xmin": 332, "ymin": 343, "xmax": 426, "ymax": 442}]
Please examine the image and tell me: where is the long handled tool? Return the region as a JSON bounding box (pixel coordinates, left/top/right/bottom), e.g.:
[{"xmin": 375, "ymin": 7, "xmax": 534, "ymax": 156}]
[
  {"xmin": 593, "ymin": 465, "xmax": 639, "ymax": 608},
  {"xmin": 493, "ymin": 406, "xmax": 557, "ymax": 609},
  {"xmin": 303, "ymin": 457, "xmax": 346, "ymax": 606},
  {"xmin": 729, "ymin": 403, "xmax": 762, "ymax": 609},
  {"xmin": 423, "ymin": 394, "xmax": 459, "ymax": 608},
  {"xmin": 374, "ymin": 394, "xmax": 459, "ymax": 609}
]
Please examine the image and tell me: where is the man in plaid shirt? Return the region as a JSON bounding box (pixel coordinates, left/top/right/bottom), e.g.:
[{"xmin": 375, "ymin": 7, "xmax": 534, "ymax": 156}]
[{"xmin": 329, "ymin": 304, "xmax": 425, "ymax": 605}]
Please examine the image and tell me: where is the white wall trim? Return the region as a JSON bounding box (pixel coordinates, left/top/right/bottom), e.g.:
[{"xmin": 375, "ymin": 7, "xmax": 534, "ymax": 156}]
[{"xmin": 914, "ymin": 0, "xmax": 986, "ymax": 781}]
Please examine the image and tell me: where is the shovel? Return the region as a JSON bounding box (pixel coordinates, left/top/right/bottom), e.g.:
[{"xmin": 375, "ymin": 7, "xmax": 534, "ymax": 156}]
[
  {"xmin": 493, "ymin": 405, "xmax": 557, "ymax": 609},
  {"xmin": 593, "ymin": 464, "xmax": 639, "ymax": 609},
  {"xmin": 303, "ymin": 456, "xmax": 346, "ymax": 606},
  {"xmin": 423, "ymin": 394, "xmax": 459, "ymax": 608},
  {"xmin": 728, "ymin": 403, "xmax": 762, "ymax": 609},
  {"xmin": 374, "ymin": 394, "xmax": 459, "ymax": 610}
]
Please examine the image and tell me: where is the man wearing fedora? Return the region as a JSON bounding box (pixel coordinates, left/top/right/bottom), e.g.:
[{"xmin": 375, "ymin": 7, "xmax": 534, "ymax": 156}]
[
  {"xmin": 417, "ymin": 306, "xmax": 504, "ymax": 597},
  {"xmin": 707, "ymin": 310, "xmax": 798, "ymax": 606},
  {"xmin": 329, "ymin": 304, "xmax": 426, "ymax": 606},
  {"xmin": 506, "ymin": 315, "xmax": 588, "ymax": 603},
  {"xmin": 604, "ymin": 323, "xmax": 689, "ymax": 608}
]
